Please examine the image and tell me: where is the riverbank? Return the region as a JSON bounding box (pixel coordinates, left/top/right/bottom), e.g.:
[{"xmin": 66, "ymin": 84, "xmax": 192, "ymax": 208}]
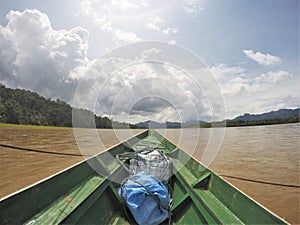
[
  {"xmin": 0, "ymin": 123, "xmax": 73, "ymax": 129},
  {"xmin": 1, "ymin": 120, "xmax": 299, "ymax": 130},
  {"xmin": 200, "ymin": 119, "xmax": 299, "ymax": 128}
]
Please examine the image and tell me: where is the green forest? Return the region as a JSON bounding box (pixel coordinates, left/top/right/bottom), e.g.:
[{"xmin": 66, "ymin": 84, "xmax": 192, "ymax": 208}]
[{"xmin": 0, "ymin": 84, "xmax": 135, "ymax": 128}]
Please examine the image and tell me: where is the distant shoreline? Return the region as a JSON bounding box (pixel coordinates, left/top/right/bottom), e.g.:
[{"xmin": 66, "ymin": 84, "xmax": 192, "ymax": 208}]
[
  {"xmin": 0, "ymin": 123, "xmax": 141, "ymax": 130},
  {"xmin": 199, "ymin": 118, "xmax": 299, "ymax": 128},
  {"xmin": 1, "ymin": 121, "xmax": 298, "ymax": 130},
  {"xmin": 0, "ymin": 123, "xmax": 73, "ymax": 129}
]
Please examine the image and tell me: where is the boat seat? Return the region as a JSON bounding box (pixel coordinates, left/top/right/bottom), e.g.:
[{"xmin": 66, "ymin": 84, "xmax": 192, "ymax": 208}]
[{"xmin": 172, "ymin": 159, "xmax": 243, "ymax": 224}]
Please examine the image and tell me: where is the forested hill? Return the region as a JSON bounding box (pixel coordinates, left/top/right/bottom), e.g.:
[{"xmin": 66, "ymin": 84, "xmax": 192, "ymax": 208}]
[
  {"xmin": 0, "ymin": 84, "xmax": 134, "ymax": 128},
  {"xmin": 231, "ymin": 108, "xmax": 299, "ymax": 121}
]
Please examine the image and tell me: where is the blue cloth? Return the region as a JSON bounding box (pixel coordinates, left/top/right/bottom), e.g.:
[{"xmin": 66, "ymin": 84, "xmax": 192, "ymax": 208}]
[{"xmin": 119, "ymin": 172, "xmax": 170, "ymax": 225}]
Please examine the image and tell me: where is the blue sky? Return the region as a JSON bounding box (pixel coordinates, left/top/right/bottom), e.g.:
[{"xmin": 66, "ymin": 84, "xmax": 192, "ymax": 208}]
[{"xmin": 0, "ymin": 0, "xmax": 299, "ymax": 122}]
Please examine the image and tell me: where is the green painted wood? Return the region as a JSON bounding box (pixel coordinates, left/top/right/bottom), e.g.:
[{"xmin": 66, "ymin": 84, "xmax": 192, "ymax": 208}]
[
  {"xmin": 172, "ymin": 158, "xmax": 233, "ymax": 224},
  {"xmin": 24, "ymin": 174, "xmax": 106, "ymax": 225},
  {"xmin": 60, "ymin": 181, "xmax": 121, "ymax": 224},
  {"xmin": 0, "ymin": 161, "xmax": 96, "ymax": 225}
]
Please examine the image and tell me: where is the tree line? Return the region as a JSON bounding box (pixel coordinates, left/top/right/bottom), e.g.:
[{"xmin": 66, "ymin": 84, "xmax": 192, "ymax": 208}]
[
  {"xmin": 200, "ymin": 117, "xmax": 299, "ymax": 128},
  {"xmin": 0, "ymin": 84, "xmax": 135, "ymax": 128}
]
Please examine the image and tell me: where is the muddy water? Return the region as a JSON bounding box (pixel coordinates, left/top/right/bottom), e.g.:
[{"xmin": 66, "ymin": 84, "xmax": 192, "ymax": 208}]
[{"xmin": 0, "ymin": 124, "xmax": 299, "ymax": 224}]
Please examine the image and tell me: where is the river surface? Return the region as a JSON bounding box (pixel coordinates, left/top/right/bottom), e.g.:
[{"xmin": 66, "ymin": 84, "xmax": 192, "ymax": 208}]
[{"xmin": 0, "ymin": 123, "xmax": 299, "ymax": 224}]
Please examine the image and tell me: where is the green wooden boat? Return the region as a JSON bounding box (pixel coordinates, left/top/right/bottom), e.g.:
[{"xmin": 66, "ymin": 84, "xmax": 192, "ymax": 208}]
[{"xmin": 0, "ymin": 130, "xmax": 288, "ymax": 225}]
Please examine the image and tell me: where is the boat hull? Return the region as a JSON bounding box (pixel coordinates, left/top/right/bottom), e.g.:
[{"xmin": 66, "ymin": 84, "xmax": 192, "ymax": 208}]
[{"xmin": 0, "ymin": 130, "xmax": 288, "ymax": 224}]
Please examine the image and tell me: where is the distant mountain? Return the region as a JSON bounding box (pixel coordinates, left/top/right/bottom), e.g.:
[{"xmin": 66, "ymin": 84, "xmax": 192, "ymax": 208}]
[
  {"xmin": 135, "ymin": 120, "xmax": 181, "ymax": 128},
  {"xmin": 135, "ymin": 120, "xmax": 208, "ymax": 128},
  {"xmin": 166, "ymin": 121, "xmax": 182, "ymax": 128},
  {"xmin": 231, "ymin": 108, "xmax": 299, "ymax": 122},
  {"xmin": 135, "ymin": 108, "xmax": 299, "ymax": 128},
  {"xmin": 135, "ymin": 120, "xmax": 160, "ymax": 128},
  {"xmin": 182, "ymin": 120, "xmax": 207, "ymax": 126}
]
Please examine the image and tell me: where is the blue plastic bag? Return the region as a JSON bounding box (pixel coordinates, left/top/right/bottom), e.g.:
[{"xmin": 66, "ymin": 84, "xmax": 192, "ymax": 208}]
[{"xmin": 119, "ymin": 171, "xmax": 170, "ymax": 225}]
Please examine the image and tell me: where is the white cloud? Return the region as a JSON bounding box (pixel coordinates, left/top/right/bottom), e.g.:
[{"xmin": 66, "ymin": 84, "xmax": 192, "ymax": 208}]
[
  {"xmin": 94, "ymin": 17, "xmax": 113, "ymax": 31},
  {"xmin": 77, "ymin": 0, "xmax": 144, "ymax": 45},
  {"xmin": 113, "ymin": 29, "xmax": 141, "ymax": 43},
  {"xmin": 94, "ymin": 16, "xmax": 141, "ymax": 44},
  {"xmin": 162, "ymin": 27, "xmax": 178, "ymax": 35},
  {"xmin": 243, "ymin": 49, "xmax": 281, "ymax": 66},
  {"xmin": 76, "ymin": 0, "xmax": 142, "ymax": 44},
  {"xmin": 104, "ymin": 63, "xmax": 210, "ymax": 122},
  {"xmin": 77, "ymin": 1, "xmax": 178, "ymax": 48},
  {"xmin": 111, "ymin": 0, "xmax": 140, "ymax": 10},
  {"xmin": 212, "ymin": 66, "xmax": 296, "ymax": 118},
  {"xmin": 209, "ymin": 64, "xmax": 250, "ymax": 96},
  {"xmin": 72, "ymin": 47, "xmax": 216, "ymax": 123},
  {"xmin": 216, "ymin": 68, "xmax": 292, "ymax": 97},
  {"xmin": 79, "ymin": 0, "xmax": 93, "ymax": 16},
  {"xmin": 259, "ymin": 95, "xmax": 300, "ymax": 112},
  {"xmin": 146, "ymin": 16, "xmax": 178, "ymax": 37},
  {"xmin": 147, "ymin": 16, "xmax": 163, "ymax": 31},
  {"xmin": 183, "ymin": 0, "xmax": 205, "ymax": 15},
  {"xmin": 221, "ymin": 76, "xmax": 251, "ymax": 96},
  {"xmin": 209, "ymin": 63, "xmax": 297, "ymax": 118},
  {"xmin": 210, "ymin": 64, "xmax": 245, "ymax": 82},
  {"xmin": 0, "ymin": 9, "xmax": 89, "ymax": 101},
  {"xmin": 254, "ymin": 71, "xmax": 291, "ymax": 84},
  {"xmin": 141, "ymin": 48, "xmax": 163, "ymax": 60}
]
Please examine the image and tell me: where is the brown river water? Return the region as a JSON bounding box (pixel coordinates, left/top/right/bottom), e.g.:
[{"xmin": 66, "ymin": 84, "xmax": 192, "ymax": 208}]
[{"xmin": 0, "ymin": 123, "xmax": 299, "ymax": 224}]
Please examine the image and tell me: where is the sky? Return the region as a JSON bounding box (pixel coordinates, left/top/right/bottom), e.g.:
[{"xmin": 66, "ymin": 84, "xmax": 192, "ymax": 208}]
[{"xmin": 0, "ymin": 0, "xmax": 299, "ymax": 123}]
